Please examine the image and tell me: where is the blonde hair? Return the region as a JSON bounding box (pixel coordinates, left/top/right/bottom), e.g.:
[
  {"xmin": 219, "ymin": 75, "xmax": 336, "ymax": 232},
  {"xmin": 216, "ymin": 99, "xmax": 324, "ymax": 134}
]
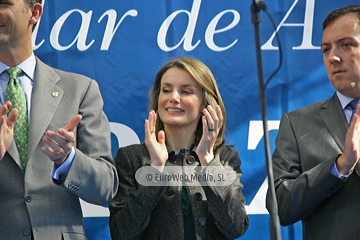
[{"xmin": 149, "ymin": 57, "xmax": 226, "ymax": 150}]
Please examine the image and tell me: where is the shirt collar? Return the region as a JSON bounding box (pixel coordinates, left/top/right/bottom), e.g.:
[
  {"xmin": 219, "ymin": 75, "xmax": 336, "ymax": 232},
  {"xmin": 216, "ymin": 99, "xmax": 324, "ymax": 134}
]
[
  {"xmin": 0, "ymin": 54, "xmax": 36, "ymax": 81},
  {"xmin": 337, "ymin": 91, "xmax": 355, "ymax": 110}
]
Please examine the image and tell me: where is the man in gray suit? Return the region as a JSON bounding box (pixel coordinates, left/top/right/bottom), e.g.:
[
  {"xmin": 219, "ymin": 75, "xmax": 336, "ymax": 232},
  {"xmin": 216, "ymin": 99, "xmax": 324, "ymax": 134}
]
[
  {"xmin": 0, "ymin": 0, "xmax": 118, "ymax": 239},
  {"xmin": 266, "ymin": 5, "xmax": 360, "ymax": 240}
]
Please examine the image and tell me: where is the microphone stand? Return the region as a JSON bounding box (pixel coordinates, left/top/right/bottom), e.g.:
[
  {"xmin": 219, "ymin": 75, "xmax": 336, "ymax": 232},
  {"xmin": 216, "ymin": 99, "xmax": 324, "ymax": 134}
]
[{"xmin": 251, "ymin": 2, "xmax": 282, "ymax": 240}]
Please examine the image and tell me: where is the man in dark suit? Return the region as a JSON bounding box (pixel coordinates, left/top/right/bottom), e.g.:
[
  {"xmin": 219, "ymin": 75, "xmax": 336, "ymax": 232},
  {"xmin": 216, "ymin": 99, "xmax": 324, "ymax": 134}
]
[
  {"xmin": 266, "ymin": 5, "xmax": 360, "ymax": 240},
  {"xmin": 0, "ymin": 0, "xmax": 118, "ymax": 239}
]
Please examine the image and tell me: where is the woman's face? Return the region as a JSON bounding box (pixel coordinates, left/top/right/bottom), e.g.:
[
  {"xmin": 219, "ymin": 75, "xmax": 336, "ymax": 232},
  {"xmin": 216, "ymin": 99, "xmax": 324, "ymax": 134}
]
[{"xmin": 157, "ymin": 67, "xmax": 205, "ymax": 131}]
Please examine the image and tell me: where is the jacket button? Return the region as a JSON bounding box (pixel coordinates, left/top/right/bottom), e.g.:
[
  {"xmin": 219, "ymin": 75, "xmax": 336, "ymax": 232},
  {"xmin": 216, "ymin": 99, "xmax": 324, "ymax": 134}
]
[
  {"xmin": 25, "ymin": 195, "xmax": 32, "ymax": 202},
  {"xmin": 198, "ymin": 217, "xmax": 206, "ymax": 226},
  {"xmin": 23, "ymin": 228, "xmax": 31, "ymax": 236},
  {"xmin": 194, "ymin": 192, "xmax": 202, "ymax": 201},
  {"xmin": 186, "ymin": 156, "xmax": 195, "ymax": 165}
]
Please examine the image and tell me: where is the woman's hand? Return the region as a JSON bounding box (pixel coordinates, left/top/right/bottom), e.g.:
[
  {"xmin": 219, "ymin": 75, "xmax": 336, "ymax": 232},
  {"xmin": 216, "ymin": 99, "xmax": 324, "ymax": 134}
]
[
  {"xmin": 196, "ymin": 105, "xmax": 223, "ymax": 166},
  {"xmin": 144, "ymin": 110, "xmax": 168, "ymax": 171}
]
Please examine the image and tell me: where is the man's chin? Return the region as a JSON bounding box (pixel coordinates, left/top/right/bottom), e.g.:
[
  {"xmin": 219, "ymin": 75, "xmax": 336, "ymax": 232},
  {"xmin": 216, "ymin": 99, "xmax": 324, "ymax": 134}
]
[{"xmin": 338, "ymin": 85, "xmax": 360, "ymax": 98}]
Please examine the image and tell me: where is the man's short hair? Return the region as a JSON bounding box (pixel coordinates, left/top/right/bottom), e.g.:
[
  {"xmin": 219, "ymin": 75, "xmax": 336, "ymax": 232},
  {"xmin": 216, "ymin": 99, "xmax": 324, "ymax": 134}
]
[
  {"xmin": 323, "ymin": 5, "xmax": 360, "ymax": 30},
  {"xmin": 25, "ymin": 0, "xmax": 42, "ymax": 7}
]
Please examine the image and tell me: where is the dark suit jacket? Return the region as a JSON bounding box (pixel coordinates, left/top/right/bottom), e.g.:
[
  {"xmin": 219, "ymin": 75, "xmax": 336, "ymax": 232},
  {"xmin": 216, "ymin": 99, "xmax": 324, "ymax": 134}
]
[
  {"xmin": 109, "ymin": 143, "xmax": 249, "ymax": 240},
  {"xmin": 267, "ymin": 93, "xmax": 360, "ymax": 240},
  {"xmin": 0, "ymin": 57, "xmax": 118, "ymax": 240}
]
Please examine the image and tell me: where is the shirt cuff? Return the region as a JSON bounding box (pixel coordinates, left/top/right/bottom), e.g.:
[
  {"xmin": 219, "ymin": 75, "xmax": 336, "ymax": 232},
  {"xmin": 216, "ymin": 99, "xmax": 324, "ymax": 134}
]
[
  {"xmin": 50, "ymin": 146, "xmax": 76, "ymax": 180},
  {"xmin": 330, "ymin": 162, "xmax": 351, "ymax": 180}
]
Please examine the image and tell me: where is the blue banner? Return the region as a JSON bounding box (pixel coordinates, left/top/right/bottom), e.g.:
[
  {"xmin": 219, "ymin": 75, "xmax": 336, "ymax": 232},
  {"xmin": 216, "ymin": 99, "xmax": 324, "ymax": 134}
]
[{"xmin": 33, "ymin": 0, "xmax": 358, "ymax": 239}]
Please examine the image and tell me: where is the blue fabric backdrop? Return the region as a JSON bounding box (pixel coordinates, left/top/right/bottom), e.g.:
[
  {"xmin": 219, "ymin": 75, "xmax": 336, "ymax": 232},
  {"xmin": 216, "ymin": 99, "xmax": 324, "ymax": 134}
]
[{"xmin": 33, "ymin": 0, "xmax": 358, "ymax": 239}]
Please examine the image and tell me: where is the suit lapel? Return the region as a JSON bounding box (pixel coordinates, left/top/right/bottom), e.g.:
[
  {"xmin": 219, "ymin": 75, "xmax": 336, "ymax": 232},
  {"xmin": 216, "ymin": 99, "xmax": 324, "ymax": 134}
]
[
  {"xmin": 27, "ymin": 58, "xmax": 63, "ymax": 161},
  {"xmin": 319, "ymin": 93, "xmax": 348, "ymax": 152}
]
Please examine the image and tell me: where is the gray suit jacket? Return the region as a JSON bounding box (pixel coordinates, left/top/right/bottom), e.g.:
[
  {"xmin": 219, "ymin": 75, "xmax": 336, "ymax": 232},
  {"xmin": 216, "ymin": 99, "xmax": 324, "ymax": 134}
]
[
  {"xmin": 0, "ymin": 57, "xmax": 118, "ymax": 240},
  {"xmin": 267, "ymin": 93, "xmax": 360, "ymax": 240},
  {"xmin": 109, "ymin": 143, "xmax": 249, "ymax": 240}
]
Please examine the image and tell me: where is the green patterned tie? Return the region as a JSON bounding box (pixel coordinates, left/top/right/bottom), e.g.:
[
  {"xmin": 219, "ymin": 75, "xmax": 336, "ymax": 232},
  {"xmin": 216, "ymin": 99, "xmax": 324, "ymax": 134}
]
[{"xmin": 5, "ymin": 67, "xmax": 29, "ymax": 169}]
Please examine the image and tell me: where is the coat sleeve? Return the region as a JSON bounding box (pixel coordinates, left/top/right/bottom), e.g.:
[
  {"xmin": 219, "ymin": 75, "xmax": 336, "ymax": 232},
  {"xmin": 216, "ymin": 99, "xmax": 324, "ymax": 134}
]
[
  {"xmin": 109, "ymin": 146, "xmax": 168, "ymax": 240},
  {"xmin": 267, "ymin": 113, "xmax": 345, "ymax": 225},
  {"xmin": 202, "ymin": 146, "xmax": 250, "ymax": 238},
  {"xmin": 60, "ymin": 79, "xmax": 119, "ymax": 206}
]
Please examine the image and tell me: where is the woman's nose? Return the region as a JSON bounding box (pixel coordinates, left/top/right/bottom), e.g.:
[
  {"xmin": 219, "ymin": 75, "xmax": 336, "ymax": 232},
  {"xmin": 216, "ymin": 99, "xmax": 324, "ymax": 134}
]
[{"xmin": 169, "ymin": 90, "xmax": 180, "ymax": 103}]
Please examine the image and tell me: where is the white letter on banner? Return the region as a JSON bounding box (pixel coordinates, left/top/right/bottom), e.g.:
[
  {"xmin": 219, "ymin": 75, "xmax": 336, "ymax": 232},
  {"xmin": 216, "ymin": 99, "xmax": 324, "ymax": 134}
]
[
  {"xmin": 205, "ymin": 10, "xmax": 240, "ymax": 51},
  {"xmin": 261, "ymin": 0, "xmax": 319, "ymax": 50},
  {"xmin": 32, "ymin": 0, "xmax": 46, "ymax": 50},
  {"xmin": 98, "ymin": 9, "xmax": 138, "ymax": 50},
  {"xmin": 158, "ymin": 0, "xmax": 201, "ymax": 51},
  {"xmin": 245, "ymin": 120, "xmax": 280, "ymax": 214},
  {"xmin": 247, "ymin": 120, "xmax": 280, "ymax": 150},
  {"xmin": 50, "ymin": 9, "xmax": 94, "ymax": 51},
  {"xmin": 110, "ymin": 122, "xmax": 140, "ymax": 148}
]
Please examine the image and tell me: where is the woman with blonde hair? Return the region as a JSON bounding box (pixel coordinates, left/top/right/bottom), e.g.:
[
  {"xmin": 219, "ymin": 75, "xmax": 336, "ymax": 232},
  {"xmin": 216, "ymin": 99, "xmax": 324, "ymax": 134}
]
[{"xmin": 109, "ymin": 57, "xmax": 249, "ymax": 240}]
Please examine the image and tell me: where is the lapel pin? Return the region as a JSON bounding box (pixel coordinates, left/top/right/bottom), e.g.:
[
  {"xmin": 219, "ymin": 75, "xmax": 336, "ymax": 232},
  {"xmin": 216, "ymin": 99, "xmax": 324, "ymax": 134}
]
[{"xmin": 52, "ymin": 92, "xmax": 59, "ymax": 97}]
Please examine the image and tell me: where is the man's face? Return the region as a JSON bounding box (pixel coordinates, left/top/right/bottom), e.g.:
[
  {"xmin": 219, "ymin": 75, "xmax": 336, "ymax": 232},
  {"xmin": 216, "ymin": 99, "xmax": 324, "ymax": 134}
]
[
  {"xmin": 322, "ymin": 13, "xmax": 360, "ymax": 98},
  {"xmin": 0, "ymin": 0, "xmax": 33, "ymax": 49}
]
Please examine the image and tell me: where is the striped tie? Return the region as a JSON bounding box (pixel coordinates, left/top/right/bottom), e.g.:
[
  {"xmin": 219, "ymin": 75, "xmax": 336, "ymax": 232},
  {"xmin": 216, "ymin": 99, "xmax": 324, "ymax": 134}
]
[{"xmin": 347, "ymin": 99, "xmax": 360, "ymax": 125}]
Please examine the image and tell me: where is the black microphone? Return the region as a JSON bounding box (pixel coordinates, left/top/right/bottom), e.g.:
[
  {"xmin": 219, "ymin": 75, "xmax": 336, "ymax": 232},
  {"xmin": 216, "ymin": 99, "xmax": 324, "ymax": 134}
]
[{"xmin": 253, "ymin": 0, "xmax": 267, "ymax": 11}]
